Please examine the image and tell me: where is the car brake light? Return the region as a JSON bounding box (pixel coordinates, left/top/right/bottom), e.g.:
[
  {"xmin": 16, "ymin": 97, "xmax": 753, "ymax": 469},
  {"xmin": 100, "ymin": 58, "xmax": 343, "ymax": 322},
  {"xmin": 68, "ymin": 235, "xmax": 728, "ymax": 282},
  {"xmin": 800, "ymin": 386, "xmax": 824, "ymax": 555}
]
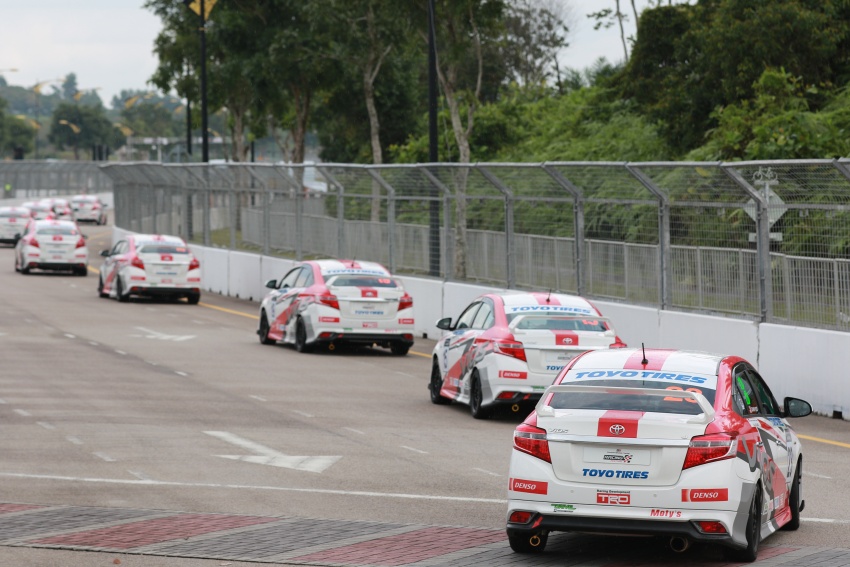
[
  {"xmin": 493, "ymin": 337, "xmax": 526, "ymax": 361},
  {"xmin": 92, "ymin": 203, "xmax": 101, "ymax": 210},
  {"xmin": 75, "ymin": 237, "xmax": 86, "ymax": 248},
  {"xmin": 695, "ymin": 521, "xmax": 727, "ymax": 534},
  {"xmin": 319, "ymin": 294, "xmax": 339, "ymax": 309},
  {"xmin": 509, "ymin": 511, "xmax": 534, "ymax": 524},
  {"xmin": 399, "ymin": 294, "xmax": 413, "ymax": 310},
  {"xmin": 131, "ymin": 256, "xmax": 145, "ymax": 270},
  {"xmin": 610, "ymin": 336, "xmax": 628, "ymax": 348},
  {"xmin": 682, "ymin": 432, "xmax": 737, "ymax": 470},
  {"xmin": 29, "ymin": 237, "xmax": 40, "ymax": 248},
  {"xmin": 513, "ymin": 417, "xmax": 551, "ymax": 463},
  {"xmin": 189, "ymin": 257, "xmax": 200, "ymax": 270}
]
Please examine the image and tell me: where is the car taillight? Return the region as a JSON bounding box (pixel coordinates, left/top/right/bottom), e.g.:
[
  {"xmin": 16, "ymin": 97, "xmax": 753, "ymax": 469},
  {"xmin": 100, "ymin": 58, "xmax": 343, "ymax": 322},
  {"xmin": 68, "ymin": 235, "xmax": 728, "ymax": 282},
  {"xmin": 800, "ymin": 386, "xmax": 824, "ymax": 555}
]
[
  {"xmin": 610, "ymin": 336, "xmax": 628, "ymax": 348},
  {"xmin": 189, "ymin": 257, "xmax": 200, "ymax": 270},
  {"xmin": 29, "ymin": 237, "xmax": 39, "ymax": 248},
  {"xmin": 493, "ymin": 337, "xmax": 526, "ymax": 361},
  {"xmin": 399, "ymin": 294, "xmax": 413, "ymax": 310},
  {"xmin": 682, "ymin": 432, "xmax": 737, "ymax": 470},
  {"xmin": 92, "ymin": 203, "xmax": 101, "ymax": 210},
  {"xmin": 319, "ymin": 294, "xmax": 339, "ymax": 309},
  {"xmin": 75, "ymin": 237, "xmax": 86, "ymax": 248},
  {"xmin": 513, "ymin": 417, "xmax": 551, "ymax": 463},
  {"xmin": 131, "ymin": 256, "xmax": 145, "ymax": 270}
]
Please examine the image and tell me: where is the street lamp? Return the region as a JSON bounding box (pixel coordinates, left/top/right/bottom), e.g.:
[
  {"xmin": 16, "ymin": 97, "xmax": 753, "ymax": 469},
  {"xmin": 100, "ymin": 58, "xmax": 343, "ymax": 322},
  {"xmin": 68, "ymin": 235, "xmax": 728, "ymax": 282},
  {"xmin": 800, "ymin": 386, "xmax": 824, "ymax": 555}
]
[{"xmin": 183, "ymin": 0, "xmax": 217, "ymax": 163}]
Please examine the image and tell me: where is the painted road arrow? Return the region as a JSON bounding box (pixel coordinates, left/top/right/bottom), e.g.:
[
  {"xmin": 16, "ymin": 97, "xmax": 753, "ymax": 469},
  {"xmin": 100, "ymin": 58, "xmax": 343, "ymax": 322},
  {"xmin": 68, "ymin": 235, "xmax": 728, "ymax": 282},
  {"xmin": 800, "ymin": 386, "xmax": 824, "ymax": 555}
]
[{"xmin": 204, "ymin": 430, "xmax": 341, "ymax": 473}]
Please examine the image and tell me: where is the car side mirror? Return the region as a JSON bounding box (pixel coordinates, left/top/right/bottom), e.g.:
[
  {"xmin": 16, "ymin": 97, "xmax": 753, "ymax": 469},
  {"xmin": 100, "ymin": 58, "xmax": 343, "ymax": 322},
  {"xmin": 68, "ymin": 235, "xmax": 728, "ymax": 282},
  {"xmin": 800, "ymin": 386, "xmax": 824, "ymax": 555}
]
[
  {"xmin": 784, "ymin": 397, "xmax": 812, "ymax": 418},
  {"xmin": 100, "ymin": 249, "xmax": 110, "ymax": 257},
  {"xmin": 436, "ymin": 317, "xmax": 454, "ymax": 330},
  {"xmin": 265, "ymin": 279, "xmax": 277, "ymax": 289}
]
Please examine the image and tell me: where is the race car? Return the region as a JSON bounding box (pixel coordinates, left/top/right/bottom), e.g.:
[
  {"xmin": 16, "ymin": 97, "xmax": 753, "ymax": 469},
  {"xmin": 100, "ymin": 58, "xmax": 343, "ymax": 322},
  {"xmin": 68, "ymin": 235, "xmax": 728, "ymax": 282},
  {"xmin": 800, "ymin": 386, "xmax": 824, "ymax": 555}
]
[
  {"xmin": 506, "ymin": 347, "xmax": 811, "ymax": 562},
  {"xmin": 38, "ymin": 197, "xmax": 73, "ymax": 220},
  {"xmin": 70, "ymin": 194, "xmax": 108, "ymax": 225},
  {"xmin": 0, "ymin": 206, "xmax": 31, "ymax": 245},
  {"xmin": 257, "ymin": 259, "xmax": 414, "ymax": 355},
  {"xmin": 98, "ymin": 234, "xmax": 201, "ymax": 304},
  {"xmin": 27, "ymin": 202, "xmax": 56, "ymax": 220},
  {"xmin": 429, "ymin": 291, "xmax": 626, "ymax": 419},
  {"xmin": 14, "ymin": 219, "xmax": 89, "ymax": 276}
]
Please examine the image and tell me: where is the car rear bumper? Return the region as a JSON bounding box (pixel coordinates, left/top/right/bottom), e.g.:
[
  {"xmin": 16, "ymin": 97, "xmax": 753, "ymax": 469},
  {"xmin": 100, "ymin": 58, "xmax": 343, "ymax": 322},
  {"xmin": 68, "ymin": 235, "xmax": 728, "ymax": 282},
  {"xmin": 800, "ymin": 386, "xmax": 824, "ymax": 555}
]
[
  {"xmin": 26, "ymin": 261, "xmax": 87, "ymax": 271},
  {"xmin": 311, "ymin": 330, "xmax": 414, "ymax": 346},
  {"xmin": 127, "ymin": 284, "xmax": 200, "ymax": 297}
]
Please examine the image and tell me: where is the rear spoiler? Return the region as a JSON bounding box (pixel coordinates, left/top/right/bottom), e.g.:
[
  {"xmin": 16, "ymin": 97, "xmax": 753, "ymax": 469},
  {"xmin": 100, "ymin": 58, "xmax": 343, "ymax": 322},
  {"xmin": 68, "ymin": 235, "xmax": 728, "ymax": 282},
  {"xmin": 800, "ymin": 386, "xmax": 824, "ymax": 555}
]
[{"xmin": 535, "ymin": 384, "xmax": 715, "ymax": 425}]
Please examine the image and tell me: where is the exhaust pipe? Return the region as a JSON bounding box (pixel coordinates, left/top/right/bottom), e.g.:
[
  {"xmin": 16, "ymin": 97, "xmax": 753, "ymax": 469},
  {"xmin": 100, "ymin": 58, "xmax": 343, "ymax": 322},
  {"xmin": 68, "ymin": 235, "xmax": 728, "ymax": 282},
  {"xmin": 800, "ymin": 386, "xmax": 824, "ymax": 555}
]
[
  {"xmin": 669, "ymin": 536, "xmax": 690, "ymax": 553},
  {"xmin": 511, "ymin": 403, "xmax": 520, "ymax": 413},
  {"xmin": 529, "ymin": 534, "xmax": 543, "ymax": 547},
  {"xmin": 328, "ymin": 343, "xmax": 335, "ymax": 351}
]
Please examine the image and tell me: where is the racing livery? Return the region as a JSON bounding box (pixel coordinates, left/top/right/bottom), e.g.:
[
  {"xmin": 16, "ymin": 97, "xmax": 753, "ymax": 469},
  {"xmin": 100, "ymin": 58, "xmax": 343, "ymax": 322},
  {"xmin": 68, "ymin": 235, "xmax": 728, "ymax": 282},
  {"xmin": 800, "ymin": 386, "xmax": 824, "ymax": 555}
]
[
  {"xmin": 71, "ymin": 194, "xmax": 108, "ymax": 225},
  {"xmin": 38, "ymin": 197, "xmax": 73, "ymax": 220},
  {"xmin": 506, "ymin": 348, "xmax": 811, "ymax": 562},
  {"xmin": 257, "ymin": 259, "xmax": 414, "ymax": 355},
  {"xmin": 98, "ymin": 234, "xmax": 201, "ymax": 304},
  {"xmin": 14, "ymin": 219, "xmax": 88, "ymax": 276},
  {"xmin": 430, "ymin": 292, "xmax": 626, "ymax": 419}
]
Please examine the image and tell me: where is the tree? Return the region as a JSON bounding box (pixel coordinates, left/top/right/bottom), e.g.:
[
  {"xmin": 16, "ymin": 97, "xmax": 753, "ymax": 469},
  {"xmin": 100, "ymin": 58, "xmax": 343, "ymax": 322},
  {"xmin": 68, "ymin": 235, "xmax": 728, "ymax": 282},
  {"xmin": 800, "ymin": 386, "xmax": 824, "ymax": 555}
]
[
  {"xmin": 502, "ymin": 0, "xmax": 570, "ymax": 87},
  {"xmin": 49, "ymin": 103, "xmax": 122, "ymax": 160}
]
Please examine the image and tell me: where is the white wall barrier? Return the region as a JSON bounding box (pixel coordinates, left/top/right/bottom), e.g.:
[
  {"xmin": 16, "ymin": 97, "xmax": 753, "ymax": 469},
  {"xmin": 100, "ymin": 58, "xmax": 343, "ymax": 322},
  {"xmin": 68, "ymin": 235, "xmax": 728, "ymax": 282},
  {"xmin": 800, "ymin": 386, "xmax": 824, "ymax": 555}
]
[{"xmin": 107, "ymin": 231, "xmax": 849, "ymax": 420}]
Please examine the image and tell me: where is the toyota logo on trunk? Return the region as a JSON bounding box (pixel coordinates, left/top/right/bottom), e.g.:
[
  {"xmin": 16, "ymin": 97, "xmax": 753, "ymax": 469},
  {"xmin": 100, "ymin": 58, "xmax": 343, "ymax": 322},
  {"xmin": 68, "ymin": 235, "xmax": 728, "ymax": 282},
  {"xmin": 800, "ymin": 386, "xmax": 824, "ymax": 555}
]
[{"xmin": 609, "ymin": 424, "xmax": 626, "ymax": 436}]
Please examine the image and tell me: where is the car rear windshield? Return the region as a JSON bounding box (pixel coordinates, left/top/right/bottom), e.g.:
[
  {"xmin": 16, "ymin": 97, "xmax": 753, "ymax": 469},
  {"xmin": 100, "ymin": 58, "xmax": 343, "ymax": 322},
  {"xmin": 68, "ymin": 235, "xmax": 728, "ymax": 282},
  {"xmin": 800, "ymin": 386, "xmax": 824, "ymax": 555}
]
[
  {"xmin": 510, "ymin": 315, "xmax": 609, "ymax": 331},
  {"xmin": 138, "ymin": 244, "xmax": 189, "ymax": 254},
  {"xmin": 0, "ymin": 212, "xmax": 28, "ymax": 219},
  {"xmin": 548, "ymin": 379, "xmax": 716, "ymax": 416},
  {"xmin": 72, "ymin": 197, "xmax": 96, "ymax": 203},
  {"xmin": 326, "ymin": 275, "xmax": 398, "ymax": 288},
  {"xmin": 37, "ymin": 227, "xmax": 79, "ymax": 236}
]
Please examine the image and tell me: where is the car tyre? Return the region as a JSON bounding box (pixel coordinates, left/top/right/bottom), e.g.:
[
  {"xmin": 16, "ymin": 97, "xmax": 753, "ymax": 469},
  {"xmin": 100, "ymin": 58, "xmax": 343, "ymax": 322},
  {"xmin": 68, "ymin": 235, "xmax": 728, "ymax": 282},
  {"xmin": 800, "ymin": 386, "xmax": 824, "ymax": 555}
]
[
  {"xmin": 507, "ymin": 530, "xmax": 548, "ymax": 553},
  {"xmin": 724, "ymin": 484, "xmax": 761, "ymax": 562},
  {"xmin": 76, "ymin": 267, "xmax": 88, "ymax": 277},
  {"xmin": 429, "ymin": 359, "xmax": 451, "ymax": 405},
  {"xmin": 187, "ymin": 292, "xmax": 200, "ymax": 305},
  {"xmin": 98, "ymin": 275, "xmax": 109, "ymax": 298},
  {"xmin": 116, "ymin": 277, "xmax": 129, "ymax": 302},
  {"xmin": 258, "ymin": 312, "xmax": 275, "ymax": 345},
  {"xmin": 782, "ymin": 460, "xmax": 802, "ymax": 531},
  {"xmin": 470, "ymin": 371, "xmax": 491, "ymax": 419},
  {"xmin": 294, "ymin": 318, "xmax": 313, "ymax": 353},
  {"xmin": 390, "ymin": 342, "xmax": 410, "ymax": 356}
]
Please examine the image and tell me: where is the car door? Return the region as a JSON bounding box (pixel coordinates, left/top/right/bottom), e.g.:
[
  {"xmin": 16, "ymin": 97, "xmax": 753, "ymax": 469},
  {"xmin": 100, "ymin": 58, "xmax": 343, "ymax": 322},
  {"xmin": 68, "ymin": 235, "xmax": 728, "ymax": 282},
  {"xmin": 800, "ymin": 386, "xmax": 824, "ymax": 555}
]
[
  {"xmin": 102, "ymin": 240, "xmax": 128, "ymax": 290},
  {"xmin": 441, "ymin": 301, "xmax": 485, "ymax": 395},
  {"xmin": 748, "ymin": 368, "xmax": 793, "ymax": 514},
  {"xmin": 269, "ymin": 266, "xmax": 307, "ymax": 333}
]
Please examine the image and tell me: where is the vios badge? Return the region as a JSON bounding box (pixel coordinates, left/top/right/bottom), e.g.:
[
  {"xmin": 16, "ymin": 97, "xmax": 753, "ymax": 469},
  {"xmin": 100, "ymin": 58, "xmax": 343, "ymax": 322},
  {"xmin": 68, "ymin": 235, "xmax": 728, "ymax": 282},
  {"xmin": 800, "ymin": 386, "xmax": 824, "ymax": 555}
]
[{"xmin": 609, "ymin": 424, "xmax": 626, "ymax": 436}]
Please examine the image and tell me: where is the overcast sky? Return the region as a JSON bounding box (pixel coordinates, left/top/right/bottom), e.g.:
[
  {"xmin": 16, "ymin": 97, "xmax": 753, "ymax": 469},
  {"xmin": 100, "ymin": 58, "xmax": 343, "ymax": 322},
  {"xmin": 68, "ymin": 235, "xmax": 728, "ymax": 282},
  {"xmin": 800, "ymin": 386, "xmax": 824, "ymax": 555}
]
[{"xmin": 0, "ymin": 0, "xmax": 643, "ymax": 107}]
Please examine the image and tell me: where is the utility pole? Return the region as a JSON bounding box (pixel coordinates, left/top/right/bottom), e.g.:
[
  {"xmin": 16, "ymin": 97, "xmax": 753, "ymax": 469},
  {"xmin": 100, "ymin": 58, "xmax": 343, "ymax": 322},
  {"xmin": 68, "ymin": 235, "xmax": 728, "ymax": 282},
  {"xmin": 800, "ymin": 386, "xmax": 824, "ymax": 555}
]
[{"xmin": 428, "ymin": 0, "xmax": 440, "ymax": 277}]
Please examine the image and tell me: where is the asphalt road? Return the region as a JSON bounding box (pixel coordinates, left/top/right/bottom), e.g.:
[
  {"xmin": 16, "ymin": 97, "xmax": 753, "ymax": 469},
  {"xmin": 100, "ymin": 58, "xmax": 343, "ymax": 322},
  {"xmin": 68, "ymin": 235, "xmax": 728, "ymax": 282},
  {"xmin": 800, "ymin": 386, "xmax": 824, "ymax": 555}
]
[{"xmin": 0, "ymin": 221, "xmax": 849, "ymax": 566}]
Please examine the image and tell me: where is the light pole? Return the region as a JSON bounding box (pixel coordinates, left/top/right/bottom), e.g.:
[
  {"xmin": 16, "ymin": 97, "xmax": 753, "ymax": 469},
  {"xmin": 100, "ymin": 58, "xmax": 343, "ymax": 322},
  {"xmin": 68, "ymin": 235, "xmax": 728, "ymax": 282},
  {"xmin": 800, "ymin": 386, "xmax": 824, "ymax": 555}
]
[
  {"xmin": 428, "ymin": 0, "xmax": 441, "ymax": 277},
  {"xmin": 183, "ymin": 0, "xmax": 216, "ymax": 163}
]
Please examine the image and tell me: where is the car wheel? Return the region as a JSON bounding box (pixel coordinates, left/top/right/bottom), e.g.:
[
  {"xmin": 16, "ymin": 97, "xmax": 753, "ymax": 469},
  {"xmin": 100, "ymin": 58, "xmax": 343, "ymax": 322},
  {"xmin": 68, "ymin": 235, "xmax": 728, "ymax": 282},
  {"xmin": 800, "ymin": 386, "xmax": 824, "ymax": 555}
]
[
  {"xmin": 187, "ymin": 292, "xmax": 200, "ymax": 305},
  {"xmin": 429, "ymin": 359, "xmax": 451, "ymax": 405},
  {"xmin": 98, "ymin": 275, "xmax": 109, "ymax": 298},
  {"xmin": 724, "ymin": 484, "xmax": 761, "ymax": 562},
  {"xmin": 76, "ymin": 267, "xmax": 88, "ymax": 277},
  {"xmin": 507, "ymin": 530, "xmax": 548, "ymax": 553},
  {"xmin": 783, "ymin": 460, "xmax": 802, "ymax": 531},
  {"xmin": 470, "ymin": 370, "xmax": 491, "ymax": 419},
  {"xmin": 21, "ymin": 264, "xmax": 30, "ymax": 275},
  {"xmin": 116, "ymin": 277, "xmax": 129, "ymax": 302},
  {"xmin": 294, "ymin": 318, "xmax": 313, "ymax": 353},
  {"xmin": 258, "ymin": 312, "xmax": 275, "ymax": 345},
  {"xmin": 390, "ymin": 342, "xmax": 410, "ymax": 356}
]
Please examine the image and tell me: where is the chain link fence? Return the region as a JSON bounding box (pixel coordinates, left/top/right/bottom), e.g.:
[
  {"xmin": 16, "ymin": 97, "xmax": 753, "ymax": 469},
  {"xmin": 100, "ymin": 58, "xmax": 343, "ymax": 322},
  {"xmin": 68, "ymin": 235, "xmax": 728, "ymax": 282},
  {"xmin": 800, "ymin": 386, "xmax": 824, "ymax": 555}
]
[
  {"xmin": 8, "ymin": 159, "xmax": 842, "ymax": 332},
  {"xmin": 0, "ymin": 161, "xmax": 113, "ymax": 199}
]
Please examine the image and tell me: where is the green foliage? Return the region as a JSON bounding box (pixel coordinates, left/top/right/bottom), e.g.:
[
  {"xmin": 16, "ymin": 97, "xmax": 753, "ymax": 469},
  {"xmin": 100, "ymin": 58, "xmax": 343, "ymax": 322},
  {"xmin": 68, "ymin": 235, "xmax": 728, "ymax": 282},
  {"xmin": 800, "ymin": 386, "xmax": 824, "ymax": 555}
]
[{"xmin": 48, "ymin": 102, "xmax": 123, "ymax": 159}]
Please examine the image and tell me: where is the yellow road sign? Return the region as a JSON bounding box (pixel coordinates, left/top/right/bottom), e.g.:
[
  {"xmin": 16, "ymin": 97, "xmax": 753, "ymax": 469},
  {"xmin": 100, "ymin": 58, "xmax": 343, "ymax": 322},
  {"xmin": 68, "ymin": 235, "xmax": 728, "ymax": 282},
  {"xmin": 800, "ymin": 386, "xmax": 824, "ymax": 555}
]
[{"xmin": 186, "ymin": 0, "xmax": 217, "ymax": 20}]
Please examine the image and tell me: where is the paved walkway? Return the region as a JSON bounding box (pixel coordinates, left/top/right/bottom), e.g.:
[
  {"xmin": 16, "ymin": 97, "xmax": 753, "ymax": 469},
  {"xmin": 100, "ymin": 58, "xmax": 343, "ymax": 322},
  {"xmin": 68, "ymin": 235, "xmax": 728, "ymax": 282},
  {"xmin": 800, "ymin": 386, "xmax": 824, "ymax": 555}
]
[{"xmin": 1, "ymin": 502, "xmax": 849, "ymax": 566}]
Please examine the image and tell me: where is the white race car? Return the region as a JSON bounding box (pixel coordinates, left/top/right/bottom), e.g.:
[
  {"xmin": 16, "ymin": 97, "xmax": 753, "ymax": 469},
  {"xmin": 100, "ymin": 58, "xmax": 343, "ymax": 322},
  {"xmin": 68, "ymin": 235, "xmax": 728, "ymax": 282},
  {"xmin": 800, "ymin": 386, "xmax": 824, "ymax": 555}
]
[
  {"xmin": 70, "ymin": 194, "xmax": 108, "ymax": 225},
  {"xmin": 0, "ymin": 206, "xmax": 31, "ymax": 245},
  {"xmin": 98, "ymin": 234, "xmax": 201, "ymax": 303},
  {"xmin": 430, "ymin": 291, "xmax": 626, "ymax": 419},
  {"xmin": 257, "ymin": 259, "xmax": 415, "ymax": 355},
  {"xmin": 14, "ymin": 219, "xmax": 88, "ymax": 276},
  {"xmin": 506, "ymin": 347, "xmax": 811, "ymax": 562}
]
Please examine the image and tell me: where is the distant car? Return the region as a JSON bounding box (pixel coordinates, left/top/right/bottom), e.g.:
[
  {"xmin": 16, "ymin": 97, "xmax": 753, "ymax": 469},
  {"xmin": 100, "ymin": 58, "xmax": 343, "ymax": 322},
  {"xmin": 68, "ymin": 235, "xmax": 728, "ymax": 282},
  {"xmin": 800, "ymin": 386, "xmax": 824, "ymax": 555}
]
[
  {"xmin": 429, "ymin": 291, "xmax": 625, "ymax": 418},
  {"xmin": 14, "ymin": 219, "xmax": 88, "ymax": 276},
  {"xmin": 27, "ymin": 203, "xmax": 56, "ymax": 220},
  {"xmin": 258, "ymin": 259, "xmax": 415, "ymax": 355},
  {"xmin": 38, "ymin": 198, "xmax": 73, "ymax": 220},
  {"xmin": 98, "ymin": 234, "xmax": 201, "ymax": 304},
  {"xmin": 506, "ymin": 347, "xmax": 811, "ymax": 562},
  {"xmin": 0, "ymin": 206, "xmax": 31, "ymax": 245},
  {"xmin": 70, "ymin": 195, "xmax": 107, "ymax": 225}
]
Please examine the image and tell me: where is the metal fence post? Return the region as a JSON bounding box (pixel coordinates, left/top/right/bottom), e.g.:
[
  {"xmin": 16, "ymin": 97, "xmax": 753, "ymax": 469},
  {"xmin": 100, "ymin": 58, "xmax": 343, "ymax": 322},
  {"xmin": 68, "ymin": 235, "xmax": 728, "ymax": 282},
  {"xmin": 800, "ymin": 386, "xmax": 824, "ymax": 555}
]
[
  {"xmin": 543, "ymin": 164, "xmax": 585, "ymax": 295},
  {"xmin": 478, "ymin": 165, "xmax": 516, "ymax": 289},
  {"xmin": 317, "ymin": 166, "xmax": 346, "ymax": 259},
  {"xmin": 367, "ymin": 169, "xmax": 397, "ymax": 273},
  {"xmin": 625, "ymin": 164, "xmax": 670, "ymax": 309}
]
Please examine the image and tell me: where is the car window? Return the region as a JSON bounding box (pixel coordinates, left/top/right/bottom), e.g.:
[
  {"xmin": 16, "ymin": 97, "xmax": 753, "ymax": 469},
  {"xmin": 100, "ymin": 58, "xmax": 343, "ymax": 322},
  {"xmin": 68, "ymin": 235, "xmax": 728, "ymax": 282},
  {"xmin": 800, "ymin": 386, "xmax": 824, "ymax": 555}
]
[
  {"xmin": 280, "ymin": 267, "xmax": 302, "ymax": 289},
  {"xmin": 112, "ymin": 241, "xmax": 127, "ymax": 255},
  {"xmin": 326, "ymin": 274, "xmax": 398, "ymax": 288},
  {"xmin": 294, "ymin": 267, "xmax": 313, "ymax": 288},
  {"xmin": 472, "ymin": 301, "xmax": 495, "ymax": 329},
  {"xmin": 732, "ymin": 367, "xmax": 761, "ymax": 416},
  {"xmin": 748, "ymin": 369, "xmax": 780, "ymax": 416},
  {"xmin": 138, "ymin": 244, "xmax": 189, "ymax": 254},
  {"xmin": 37, "ymin": 226, "xmax": 78, "ymax": 236},
  {"xmin": 549, "ymin": 379, "xmax": 714, "ymax": 416},
  {"xmin": 455, "ymin": 302, "xmax": 482, "ymax": 329}
]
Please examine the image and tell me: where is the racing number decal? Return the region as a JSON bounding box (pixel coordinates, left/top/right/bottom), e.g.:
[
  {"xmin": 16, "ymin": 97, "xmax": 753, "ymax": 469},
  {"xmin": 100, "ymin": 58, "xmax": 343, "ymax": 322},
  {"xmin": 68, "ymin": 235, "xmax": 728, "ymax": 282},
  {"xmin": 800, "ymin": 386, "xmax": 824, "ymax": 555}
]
[{"xmin": 663, "ymin": 386, "xmax": 703, "ymax": 402}]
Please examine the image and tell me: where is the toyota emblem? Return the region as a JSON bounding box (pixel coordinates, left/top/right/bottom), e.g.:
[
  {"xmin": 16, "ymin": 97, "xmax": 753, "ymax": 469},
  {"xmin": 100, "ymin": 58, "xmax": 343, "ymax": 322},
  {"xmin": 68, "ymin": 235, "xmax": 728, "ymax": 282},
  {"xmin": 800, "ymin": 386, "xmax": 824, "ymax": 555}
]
[{"xmin": 609, "ymin": 424, "xmax": 626, "ymax": 436}]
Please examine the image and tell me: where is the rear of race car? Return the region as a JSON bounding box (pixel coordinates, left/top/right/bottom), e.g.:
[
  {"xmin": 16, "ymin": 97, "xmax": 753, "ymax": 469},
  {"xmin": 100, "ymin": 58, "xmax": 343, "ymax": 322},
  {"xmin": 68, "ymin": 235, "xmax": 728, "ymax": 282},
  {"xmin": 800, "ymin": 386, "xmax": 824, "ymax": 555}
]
[
  {"xmin": 304, "ymin": 271, "xmax": 414, "ymax": 353},
  {"xmin": 0, "ymin": 208, "xmax": 29, "ymax": 244},
  {"xmin": 20, "ymin": 223, "xmax": 88, "ymax": 274},
  {"xmin": 506, "ymin": 384, "xmax": 760, "ymax": 555},
  {"xmin": 71, "ymin": 197, "xmax": 105, "ymax": 224},
  {"xmin": 121, "ymin": 240, "xmax": 201, "ymax": 302}
]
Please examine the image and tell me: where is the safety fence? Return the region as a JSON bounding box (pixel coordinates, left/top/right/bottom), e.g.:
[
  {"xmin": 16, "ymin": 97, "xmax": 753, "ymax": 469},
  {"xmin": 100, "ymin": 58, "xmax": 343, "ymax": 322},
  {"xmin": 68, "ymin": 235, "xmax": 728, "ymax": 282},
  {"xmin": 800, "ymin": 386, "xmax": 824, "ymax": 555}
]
[
  {"xmin": 7, "ymin": 159, "xmax": 849, "ymax": 332},
  {"xmin": 0, "ymin": 161, "xmax": 113, "ymax": 199}
]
